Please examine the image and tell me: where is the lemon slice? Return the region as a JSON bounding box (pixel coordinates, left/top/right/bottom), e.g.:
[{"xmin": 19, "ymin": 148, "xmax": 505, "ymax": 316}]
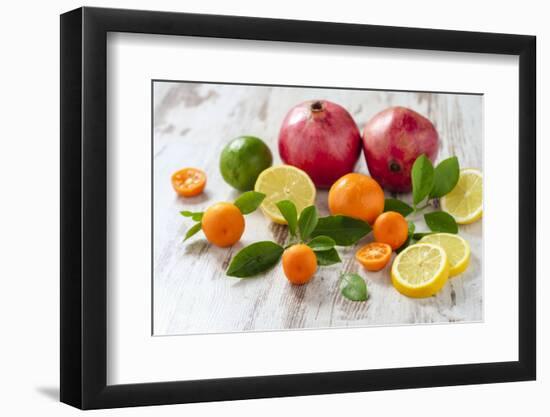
[
  {"xmin": 440, "ymin": 168, "xmax": 483, "ymax": 224},
  {"xmin": 420, "ymin": 233, "xmax": 470, "ymax": 277},
  {"xmin": 254, "ymin": 165, "xmax": 316, "ymax": 224},
  {"xmin": 391, "ymin": 243, "xmax": 449, "ymax": 298}
]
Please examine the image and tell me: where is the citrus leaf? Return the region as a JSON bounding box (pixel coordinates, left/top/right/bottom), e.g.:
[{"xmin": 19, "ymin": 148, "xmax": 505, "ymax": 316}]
[
  {"xmin": 298, "ymin": 205, "xmax": 318, "ymax": 241},
  {"xmin": 424, "ymin": 211, "xmax": 458, "ymax": 233},
  {"xmin": 233, "ymin": 191, "xmax": 266, "ymax": 215},
  {"xmin": 276, "ymin": 200, "xmax": 298, "ymax": 237},
  {"xmin": 339, "ymin": 273, "xmax": 368, "ymax": 301},
  {"xmin": 412, "ymin": 232, "xmax": 434, "ymax": 240},
  {"xmin": 396, "ymin": 221, "xmax": 416, "ymax": 254},
  {"xmin": 315, "ymin": 248, "xmax": 341, "ymax": 266},
  {"xmin": 412, "ymin": 154, "xmax": 434, "ymax": 205},
  {"xmin": 226, "ymin": 241, "xmax": 284, "ymax": 278},
  {"xmin": 384, "ymin": 198, "xmax": 414, "ymax": 217},
  {"xmin": 180, "ymin": 210, "xmax": 204, "ymax": 221},
  {"xmin": 184, "ymin": 222, "xmax": 202, "ymax": 241},
  {"xmin": 430, "ymin": 156, "xmax": 460, "ymax": 198},
  {"xmin": 311, "ymin": 215, "xmax": 371, "ymax": 246},
  {"xmin": 307, "ymin": 236, "xmax": 336, "ymax": 252}
]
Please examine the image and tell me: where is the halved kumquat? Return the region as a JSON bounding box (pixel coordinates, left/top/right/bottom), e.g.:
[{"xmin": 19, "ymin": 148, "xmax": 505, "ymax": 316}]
[
  {"xmin": 171, "ymin": 167, "xmax": 206, "ymax": 197},
  {"xmin": 355, "ymin": 242, "xmax": 392, "ymax": 271}
]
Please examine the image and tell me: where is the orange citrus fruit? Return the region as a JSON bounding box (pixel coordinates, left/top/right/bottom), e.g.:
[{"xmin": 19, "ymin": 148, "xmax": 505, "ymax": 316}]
[
  {"xmin": 171, "ymin": 167, "xmax": 206, "ymax": 197},
  {"xmin": 282, "ymin": 244, "xmax": 317, "ymax": 285},
  {"xmin": 355, "ymin": 242, "xmax": 392, "ymax": 271},
  {"xmin": 328, "ymin": 173, "xmax": 384, "ymax": 224},
  {"xmin": 201, "ymin": 202, "xmax": 245, "ymax": 247},
  {"xmin": 373, "ymin": 211, "xmax": 408, "ymax": 250}
]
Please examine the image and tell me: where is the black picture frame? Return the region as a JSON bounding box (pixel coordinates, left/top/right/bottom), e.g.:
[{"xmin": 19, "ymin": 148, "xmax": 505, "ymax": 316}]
[{"xmin": 60, "ymin": 6, "xmax": 536, "ymax": 410}]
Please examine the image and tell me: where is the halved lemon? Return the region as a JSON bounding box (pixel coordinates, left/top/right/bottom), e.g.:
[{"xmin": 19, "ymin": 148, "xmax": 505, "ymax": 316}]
[
  {"xmin": 420, "ymin": 233, "xmax": 470, "ymax": 277},
  {"xmin": 440, "ymin": 168, "xmax": 483, "ymax": 224},
  {"xmin": 254, "ymin": 165, "xmax": 316, "ymax": 224},
  {"xmin": 391, "ymin": 243, "xmax": 449, "ymax": 298}
]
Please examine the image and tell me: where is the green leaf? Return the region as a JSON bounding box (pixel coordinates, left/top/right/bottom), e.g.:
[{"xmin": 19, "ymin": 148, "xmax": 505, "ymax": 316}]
[
  {"xmin": 298, "ymin": 205, "xmax": 318, "ymax": 241},
  {"xmin": 184, "ymin": 222, "xmax": 202, "ymax": 241},
  {"xmin": 339, "ymin": 273, "xmax": 368, "ymax": 301},
  {"xmin": 311, "ymin": 215, "xmax": 371, "ymax": 246},
  {"xmin": 424, "ymin": 211, "xmax": 458, "ymax": 233},
  {"xmin": 233, "ymin": 191, "xmax": 266, "ymax": 215},
  {"xmin": 180, "ymin": 210, "xmax": 204, "ymax": 222},
  {"xmin": 384, "ymin": 198, "xmax": 414, "ymax": 217},
  {"xmin": 412, "ymin": 232, "xmax": 434, "ymax": 240},
  {"xmin": 430, "ymin": 156, "xmax": 460, "ymax": 198},
  {"xmin": 276, "ymin": 200, "xmax": 298, "ymax": 237},
  {"xmin": 307, "ymin": 236, "xmax": 336, "ymax": 252},
  {"xmin": 315, "ymin": 248, "xmax": 342, "ymax": 266},
  {"xmin": 396, "ymin": 221, "xmax": 416, "ymax": 254},
  {"xmin": 226, "ymin": 241, "xmax": 284, "ymax": 278},
  {"xmin": 411, "ymin": 154, "xmax": 435, "ymax": 206}
]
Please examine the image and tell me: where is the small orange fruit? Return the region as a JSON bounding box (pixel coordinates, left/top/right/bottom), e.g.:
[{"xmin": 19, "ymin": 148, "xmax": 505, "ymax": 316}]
[
  {"xmin": 201, "ymin": 202, "xmax": 245, "ymax": 247},
  {"xmin": 282, "ymin": 244, "xmax": 318, "ymax": 285},
  {"xmin": 355, "ymin": 242, "xmax": 392, "ymax": 271},
  {"xmin": 328, "ymin": 173, "xmax": 384, "ymax": 224},
  {"xmin": 171, "ymin": 167, "xmax": 206, "ymax": 197},
  {"xmin": 373, "ymin": 211, "xmax": 408, "ymax": 250}
]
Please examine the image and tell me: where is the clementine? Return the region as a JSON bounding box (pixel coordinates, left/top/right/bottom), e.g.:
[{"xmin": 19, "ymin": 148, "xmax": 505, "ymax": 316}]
[
  {"xmin": 201, "ymin": 202, "xmax": 245, "ymax": 247},
  {"xmin": 328, "ymin": 173, "xmax": 384, "ymax": 224},
  {"xmin": 282, "ymin": 244, "xmax": 317, "ymax": 285},
  {"xmin": 373, "ymin": 211, "xmax": 408, "ymax": 250}
]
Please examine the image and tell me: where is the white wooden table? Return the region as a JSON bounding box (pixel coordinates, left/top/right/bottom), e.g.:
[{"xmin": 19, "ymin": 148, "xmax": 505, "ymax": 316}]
[{"xmin": 153, "ymin": 81, "xmax": 483, "ymax": 336}]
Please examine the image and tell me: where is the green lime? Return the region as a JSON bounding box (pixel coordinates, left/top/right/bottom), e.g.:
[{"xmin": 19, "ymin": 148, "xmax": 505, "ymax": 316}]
[{"xmin": 220, "ymin": 136, "xmax": 273, "ymax": 191}]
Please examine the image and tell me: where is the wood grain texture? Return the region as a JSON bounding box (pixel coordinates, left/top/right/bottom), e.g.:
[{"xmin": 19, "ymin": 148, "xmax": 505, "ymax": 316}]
[{"xmin": 152, "ymin": 81, "xmax": 483, "ymax": 335}]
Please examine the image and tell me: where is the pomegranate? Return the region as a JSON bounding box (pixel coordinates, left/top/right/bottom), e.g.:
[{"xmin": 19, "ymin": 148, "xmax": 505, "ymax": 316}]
[
  {"xmin": 278, "ymin": 100, "xmax": 362, "ymax": 189},
  {"xmin": 362, "ymin": 106, "xmax": 439, "ymax": 193}
]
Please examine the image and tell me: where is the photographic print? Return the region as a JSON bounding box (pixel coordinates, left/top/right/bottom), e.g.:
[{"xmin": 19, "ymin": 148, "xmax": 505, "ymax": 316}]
[{"xmin": 153, "ymin": 81, "xmax": 483, "ymax": 336}]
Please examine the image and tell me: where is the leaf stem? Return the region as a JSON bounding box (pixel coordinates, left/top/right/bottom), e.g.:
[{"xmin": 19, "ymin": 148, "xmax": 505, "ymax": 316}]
[
  {"xmin": 416, "ymin": 202, "xmax": 431, "ymax": 212},
  {"xmin": 414, "ymin": 200, "xmax": 432, "ymax": 214}
]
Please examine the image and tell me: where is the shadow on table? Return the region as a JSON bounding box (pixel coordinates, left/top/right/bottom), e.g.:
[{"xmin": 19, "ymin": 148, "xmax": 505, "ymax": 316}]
[{"xmin": 35, "ymin": 386, "xmax": 59, "ymax": 401}]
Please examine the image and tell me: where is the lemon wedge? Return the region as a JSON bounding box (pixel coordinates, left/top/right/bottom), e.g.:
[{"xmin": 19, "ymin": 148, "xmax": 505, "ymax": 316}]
[
  {"xmin": 440, "ymin": 168, "xmax": 483, "ymax": 224},
  {"xmin": 420, "ymin": 233, "xmax": 470, "ymax": 277},
  {"xmin": 391, "ymin": 243, "xmax": 449, "ymax": 298},
  {"xmin": 254, "ymin": 165, "xmax": 316, "ymax": 224}
]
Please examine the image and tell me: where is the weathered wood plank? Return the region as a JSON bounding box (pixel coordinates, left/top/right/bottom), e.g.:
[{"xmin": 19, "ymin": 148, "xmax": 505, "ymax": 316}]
[{"xmin": 153, "ymin": 82, "xmax": 483, "ymax": 335}]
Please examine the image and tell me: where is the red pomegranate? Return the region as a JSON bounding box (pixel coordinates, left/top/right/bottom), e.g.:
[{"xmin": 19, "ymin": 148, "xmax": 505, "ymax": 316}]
[
  {"xmin": 362, "ymin": 106, "xmax": 439, "ymax": 193},
  {"xmin": 278, "ymin": 100, "xmax": 362, "ymax": 189}
]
